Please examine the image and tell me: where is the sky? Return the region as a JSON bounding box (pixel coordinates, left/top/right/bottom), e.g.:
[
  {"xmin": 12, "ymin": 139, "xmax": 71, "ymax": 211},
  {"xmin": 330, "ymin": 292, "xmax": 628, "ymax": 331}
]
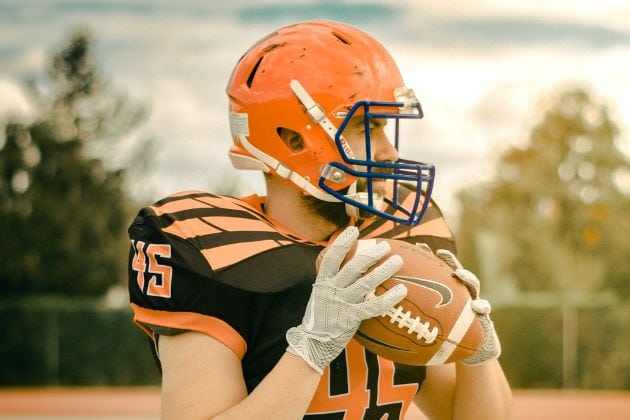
[{"xmin": 1, "ymin": 0, "xmax": 629, "ymax": 222}]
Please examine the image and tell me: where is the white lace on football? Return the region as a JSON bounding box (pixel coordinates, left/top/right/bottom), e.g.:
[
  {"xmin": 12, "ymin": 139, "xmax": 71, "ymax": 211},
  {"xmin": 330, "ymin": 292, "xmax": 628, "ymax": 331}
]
[{"xmin": 367, "ymin": 292, "xmax": 438, "ymax": 344}]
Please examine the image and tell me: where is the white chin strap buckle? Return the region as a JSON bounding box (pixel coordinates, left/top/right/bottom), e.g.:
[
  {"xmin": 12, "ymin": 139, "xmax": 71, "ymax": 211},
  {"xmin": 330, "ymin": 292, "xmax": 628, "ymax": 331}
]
[{"xmin": 343, "ymin": 183, "xmax": 384, "ymax": 220}]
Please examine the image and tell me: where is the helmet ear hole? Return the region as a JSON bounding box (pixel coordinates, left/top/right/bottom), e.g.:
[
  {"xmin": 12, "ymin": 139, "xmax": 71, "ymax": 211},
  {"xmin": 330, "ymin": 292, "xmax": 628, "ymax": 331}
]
[{"xmin": 277, "ymin": 127, "xmax": 305, "ymax": 152}]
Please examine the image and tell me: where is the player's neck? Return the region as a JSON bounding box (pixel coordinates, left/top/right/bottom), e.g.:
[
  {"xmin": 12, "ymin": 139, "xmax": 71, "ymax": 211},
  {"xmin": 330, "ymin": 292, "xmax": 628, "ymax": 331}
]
[{"xmin": 264, "ymin": 179, "xmax": 339, "ymax": 242}]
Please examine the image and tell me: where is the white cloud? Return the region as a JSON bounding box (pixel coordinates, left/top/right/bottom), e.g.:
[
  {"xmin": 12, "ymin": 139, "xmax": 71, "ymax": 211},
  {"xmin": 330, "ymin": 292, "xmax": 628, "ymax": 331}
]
[
  {"xmin": 414, "ymin": 0, "xmax": 630, "ymax": 29},
  {"xmin": 0, "ymin": 78, "xmax": 34, "ymax": 120}
]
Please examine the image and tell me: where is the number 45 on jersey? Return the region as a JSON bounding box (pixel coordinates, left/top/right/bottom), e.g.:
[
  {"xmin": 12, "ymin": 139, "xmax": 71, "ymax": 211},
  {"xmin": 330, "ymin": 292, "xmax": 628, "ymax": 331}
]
[{"xmin": 131, "ymin": 240, "xmax": 173, "ymax": 298}]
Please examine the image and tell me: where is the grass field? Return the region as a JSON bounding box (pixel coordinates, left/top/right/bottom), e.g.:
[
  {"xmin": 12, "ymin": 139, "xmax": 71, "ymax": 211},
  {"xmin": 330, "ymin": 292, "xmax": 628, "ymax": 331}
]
[{"xmin": 1, "ymin": 387, "xmax": 629, "ymax": 419}]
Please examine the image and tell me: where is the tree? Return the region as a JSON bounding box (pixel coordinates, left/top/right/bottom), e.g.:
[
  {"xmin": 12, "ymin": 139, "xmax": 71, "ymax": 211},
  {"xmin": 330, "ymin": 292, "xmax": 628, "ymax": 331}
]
[
  {"xmin": 457, "ymin": 87, "xmax": 630, "ymax": 297},
  {"xmin": 0, "ymin": 30, "xmax": 149, "ymax": 297},
  {"xmin": 455, "ymin": 87, "xmax": 630, "ymax": 389}
]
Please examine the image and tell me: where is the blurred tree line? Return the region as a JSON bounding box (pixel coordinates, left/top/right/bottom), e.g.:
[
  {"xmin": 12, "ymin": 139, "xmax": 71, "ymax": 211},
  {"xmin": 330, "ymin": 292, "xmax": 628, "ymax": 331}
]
[
  {"xmin": 1, "ymin": 29, "xmax": 629, "ymax": 389},
  {"xmin": 455, "ymin": 87, "xmax": 630, "ymax": 388},
  {"xmin": 0, "ymin": 30, "xmax": 160, "ymax": 386},
  {"xmin": 0, "ymin": 30, "xmax": 148, "ymax": 296}
]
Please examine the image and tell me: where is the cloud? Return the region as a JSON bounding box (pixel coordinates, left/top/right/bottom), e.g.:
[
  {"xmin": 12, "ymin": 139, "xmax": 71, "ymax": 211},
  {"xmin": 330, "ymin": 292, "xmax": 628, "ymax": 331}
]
[
  {"xmin": 236, "ymin": 0, "xmax": 398, "ymax": 23},
  {"xmin": 437, "ymin": 17, "xmax": 630, "ymax": 49},
  {"xmin": 0, "ymin": 78, "xmax": 34, "ymax": 120}
]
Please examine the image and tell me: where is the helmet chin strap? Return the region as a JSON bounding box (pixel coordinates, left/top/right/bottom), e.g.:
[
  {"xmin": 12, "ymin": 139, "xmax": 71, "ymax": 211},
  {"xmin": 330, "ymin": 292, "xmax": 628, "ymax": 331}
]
[
  {"xmin": 344, "ymin": 182, "xmax": 360, "ymax": 220},
  {"xmin": 235, "ymin": 130, "xmax": 382, "ymax": 219},
  {"xmin": 343, "ymin": 181, "xmax": 385, "ymax": 220},
  {"xmin": 234, "ymin": 79, "xmax": 384, "ymax": 218},
  {"xmin": 290, "ymin": 79, "xmax": 371, "ymax": 216},
  {"xmin": 235, "ymin": 134, "xmax": 340, "ymax": 202}
]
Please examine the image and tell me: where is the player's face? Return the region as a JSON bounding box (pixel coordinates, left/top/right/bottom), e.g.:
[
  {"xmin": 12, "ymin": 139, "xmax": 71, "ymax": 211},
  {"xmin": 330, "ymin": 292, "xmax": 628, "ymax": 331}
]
[
  {"xmin": 342, "ymin": 116, "xmax": 398, "ymax": 161},
  {"xmin": 301, "ymin": 116, "xmax": 400, "ymax": 226},
  {"xmin": 342, "ymin": 116, "xmax": 398, "ymax": 197}
]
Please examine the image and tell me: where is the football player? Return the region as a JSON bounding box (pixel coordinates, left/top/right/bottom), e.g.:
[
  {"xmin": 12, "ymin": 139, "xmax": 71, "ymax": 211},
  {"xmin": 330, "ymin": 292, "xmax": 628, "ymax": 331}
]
[{"xmin": 128, "ymin": 20, "xmax": 512, "ymax": 419}]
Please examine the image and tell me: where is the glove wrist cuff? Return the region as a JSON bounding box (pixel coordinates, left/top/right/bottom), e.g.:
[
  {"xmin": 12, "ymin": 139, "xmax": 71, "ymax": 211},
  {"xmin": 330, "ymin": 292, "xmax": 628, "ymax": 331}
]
[
  {"xmin": 286, "ymin": 344, "xmax": 325, "ymax": 375},
  {"xmin": 461, "ymin": 314, "xmax": 501, "ymax": 365},
  {"xmin": 286, "ymin": 327, "xmax": 346, "ymax": 374}
]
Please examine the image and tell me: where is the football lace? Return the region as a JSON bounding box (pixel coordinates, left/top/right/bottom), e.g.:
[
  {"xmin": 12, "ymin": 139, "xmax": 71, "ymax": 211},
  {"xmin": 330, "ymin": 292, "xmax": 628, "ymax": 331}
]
[
  {"xmin": 366, "ymin": 292, "xmax": 439, "ymax": 344},
  {"xmin": 385, "ymin": 305, "xmax": 439, "ymax": 344}
]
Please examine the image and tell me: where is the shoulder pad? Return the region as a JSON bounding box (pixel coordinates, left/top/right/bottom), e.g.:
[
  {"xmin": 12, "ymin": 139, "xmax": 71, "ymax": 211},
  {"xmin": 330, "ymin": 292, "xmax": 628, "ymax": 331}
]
[{"xmin": 133, "ymin": 191, "xmax": 318, "ymax": 271}]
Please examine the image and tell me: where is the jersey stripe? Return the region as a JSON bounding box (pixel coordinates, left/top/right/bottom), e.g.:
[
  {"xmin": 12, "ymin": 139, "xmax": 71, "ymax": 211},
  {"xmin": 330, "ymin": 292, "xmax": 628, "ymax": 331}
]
[
  {"xmin": 162, "ymin": 215, "xmax": 278, "ymax": 240},
  {"xmin": 204, "ymin": 215, "xmax": 279, "ymax": 234},
  {"xmin": 131, "ymin": 303, "xmax": 247, "ymax": 359},
  {"xmin": 201, "ymin": 238, "xmax": 294, "ymax": 270},
  {"xmin": 357, "ymin": 182, "xmax": 454, "ymax": 247},
  {"xmin": 150, "ymin": 191, "xmax": 265, "ymax": 218},
  {"xmin": 360, "ymin": 201, "xmax": 450, "ymax": 239},
  {"xmin": 162, "ymin": 218, "xmax": 223, "ymax": 238},
  {"xmin": 144, "ymin": 191, "xmax": 317, "ymax": 271}
]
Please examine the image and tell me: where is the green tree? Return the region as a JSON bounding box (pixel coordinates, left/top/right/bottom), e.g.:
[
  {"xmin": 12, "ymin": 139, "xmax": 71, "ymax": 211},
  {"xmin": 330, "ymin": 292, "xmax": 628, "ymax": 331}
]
[
  {"xmin": 456, "ymin": 87, "xmax": 630, "ymax": 389},
  {"xmin": 0, "ymin": 30, "xmax": 149, "ymax": 297},
  {"xmin": 457, "ymin": 87, "xmax": 630, "ymax": 297}
]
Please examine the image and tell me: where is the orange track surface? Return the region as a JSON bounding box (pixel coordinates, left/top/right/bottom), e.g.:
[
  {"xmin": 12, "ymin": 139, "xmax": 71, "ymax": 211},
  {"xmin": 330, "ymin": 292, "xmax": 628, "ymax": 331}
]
[{"xmin": 0, "ymin": 388, "xmax": 629, "ymax": 419}]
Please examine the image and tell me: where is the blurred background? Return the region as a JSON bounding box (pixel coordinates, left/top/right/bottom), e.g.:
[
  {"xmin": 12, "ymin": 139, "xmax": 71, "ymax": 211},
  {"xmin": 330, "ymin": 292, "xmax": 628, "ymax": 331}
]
[{"xmin": 1, "ymin": 0, "xmax": 629, "ymax": 394}]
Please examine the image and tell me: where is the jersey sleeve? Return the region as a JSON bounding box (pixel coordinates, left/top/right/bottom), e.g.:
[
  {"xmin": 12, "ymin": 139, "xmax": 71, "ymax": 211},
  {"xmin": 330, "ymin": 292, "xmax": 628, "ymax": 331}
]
[
  {"xmin": 127, "ymin": 191, "xmax": 320, "ymax": 360},
  {"xmin": 128, "ymin": 209, "xmax": 251, "ymax": 358}
]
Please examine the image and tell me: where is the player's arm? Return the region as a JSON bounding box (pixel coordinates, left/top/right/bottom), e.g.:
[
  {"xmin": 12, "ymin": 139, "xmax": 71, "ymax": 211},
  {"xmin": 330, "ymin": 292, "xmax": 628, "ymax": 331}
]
[
  {"xmin": 159, "ymin": 226, "xmax": 407, "ymax": 419},
  {"xmin": 415, "ymin": 361, "xmax": 511, "ymax": 420},
  {"xmin": 159, "ymin": 331, "xmax": 321, "ymax": 419},
  {"xmin": 415, "ymin": 249, "xmax": 512, "ymax": 419}
]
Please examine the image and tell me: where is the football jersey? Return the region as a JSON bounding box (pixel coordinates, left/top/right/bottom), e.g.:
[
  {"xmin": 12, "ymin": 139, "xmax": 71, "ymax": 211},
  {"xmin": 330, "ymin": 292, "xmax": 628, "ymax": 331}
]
[{"xmin": 128, "ymin": 188, "xmax": 456, "ymax": 419}]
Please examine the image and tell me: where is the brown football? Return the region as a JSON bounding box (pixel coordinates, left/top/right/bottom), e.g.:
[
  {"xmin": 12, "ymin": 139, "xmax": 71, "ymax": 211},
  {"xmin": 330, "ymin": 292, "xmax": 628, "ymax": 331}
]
[{"xmin": 317, "ymin": 238, "xmax": 483, "ymax": 365}]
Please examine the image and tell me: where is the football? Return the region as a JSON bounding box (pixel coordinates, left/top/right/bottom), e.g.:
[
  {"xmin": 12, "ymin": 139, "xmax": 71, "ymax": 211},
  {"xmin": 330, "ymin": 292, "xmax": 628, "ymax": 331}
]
[{"xmin": 317, "ymin": 238, "xmax": 483, "ymax": 366}]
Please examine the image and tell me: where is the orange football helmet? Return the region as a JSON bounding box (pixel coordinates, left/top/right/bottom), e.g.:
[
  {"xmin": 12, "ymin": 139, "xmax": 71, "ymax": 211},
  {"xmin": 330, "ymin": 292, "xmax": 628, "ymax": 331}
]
[{"xmin": 226, "ymin": 20, "xmax": 434, "ymax": 225}]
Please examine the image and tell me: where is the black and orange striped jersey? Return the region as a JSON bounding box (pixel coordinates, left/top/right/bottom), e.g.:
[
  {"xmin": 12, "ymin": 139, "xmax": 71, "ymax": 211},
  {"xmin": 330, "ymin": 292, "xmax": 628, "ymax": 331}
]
[{"xmin": 128, "ymin": 188, "xmax": 456, "ymax": 419}]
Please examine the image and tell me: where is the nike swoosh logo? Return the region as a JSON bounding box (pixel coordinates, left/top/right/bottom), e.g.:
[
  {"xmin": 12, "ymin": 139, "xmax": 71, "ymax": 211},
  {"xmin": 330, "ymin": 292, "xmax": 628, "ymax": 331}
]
[
  {"xmin": 304, "ymin": 302, "xmax": 315, "ymax": 331},
  {"xmin": 392, "ymin": 275, "xmax": 453, "ymax": 307}
]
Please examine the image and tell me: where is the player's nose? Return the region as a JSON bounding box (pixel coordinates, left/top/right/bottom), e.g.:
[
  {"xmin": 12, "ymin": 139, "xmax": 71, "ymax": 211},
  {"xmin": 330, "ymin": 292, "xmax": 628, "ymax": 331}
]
[{"xmin": 372, "ymin": 132, "xmax": 398, "ymax": 163}]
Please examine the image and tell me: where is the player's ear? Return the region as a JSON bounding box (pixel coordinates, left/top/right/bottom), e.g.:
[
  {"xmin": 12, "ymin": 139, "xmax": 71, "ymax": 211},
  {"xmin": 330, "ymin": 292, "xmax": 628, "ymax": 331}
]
[{"xmin": 277, "ymin": 127, "xmax": 304, "ymax": 152}]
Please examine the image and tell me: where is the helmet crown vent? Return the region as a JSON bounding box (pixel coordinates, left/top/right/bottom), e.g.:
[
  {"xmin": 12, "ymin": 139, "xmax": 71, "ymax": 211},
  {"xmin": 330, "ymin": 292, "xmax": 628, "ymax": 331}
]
[
  {"xmin": 247, "ymin": 56, "xmax": 264, "ymax": 88},
  {"xmin": 332, "ymin": 31, "xmax": 351, "ymax": 45}
]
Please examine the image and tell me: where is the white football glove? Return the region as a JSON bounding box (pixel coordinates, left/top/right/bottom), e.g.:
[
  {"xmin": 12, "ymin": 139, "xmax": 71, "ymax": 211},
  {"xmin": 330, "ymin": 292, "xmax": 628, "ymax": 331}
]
[
  {"xmin": 286, "ymin": 227, "xmax": 407, "ymax": 374},
  {"xmin": 435, "ymin": 248, "xmax": 502, "ymax": 366}
]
